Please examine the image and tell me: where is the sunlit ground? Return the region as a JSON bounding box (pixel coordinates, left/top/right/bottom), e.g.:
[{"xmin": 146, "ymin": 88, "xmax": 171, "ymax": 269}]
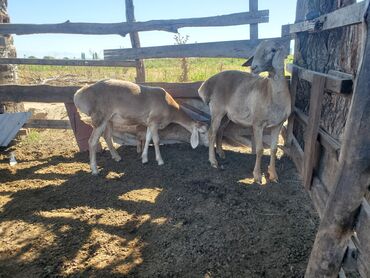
[{"xmin": 0, "ymin": 129, "xmax": 315, "ymax": 277}]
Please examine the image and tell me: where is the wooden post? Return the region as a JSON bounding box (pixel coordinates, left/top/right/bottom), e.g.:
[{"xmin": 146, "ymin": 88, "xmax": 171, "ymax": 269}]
[
  {"xmin": 285, "ymin": 67, "xmax": 299, "ymax": 146},
  {"xmin": 125, "ymin": 0, "xmax": 145, "ymax": 82},
  {"xmin": 302, "ymin": 75, "xmax": 326, "ymax": 189},
  {"xmin": 305, "ymin": 1, "xmax": 370, "ymax": 276},
  {"xmin": 249, "ymin": 0, "xmax": 258, "ymax": 39}
]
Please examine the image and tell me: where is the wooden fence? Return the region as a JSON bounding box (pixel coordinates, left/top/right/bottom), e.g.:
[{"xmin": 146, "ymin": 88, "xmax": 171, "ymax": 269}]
[
  {"xmin": 0, "ymin": 0, "xmax": 275, "ymax": 131},
  {"xmin": 282, "ymin": 1, "xmax": 370, "ymax": 277},
  {"xmin": 0, "ymin": 0, "xmax": 277, "ymax": 150}
]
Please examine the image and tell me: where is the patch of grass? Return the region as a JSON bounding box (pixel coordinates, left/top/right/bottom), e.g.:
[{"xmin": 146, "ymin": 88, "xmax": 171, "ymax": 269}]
[
  {"xmin": 24, "ymin": 130, "xmax": 41, "ymax": 144},
  {"xmin": 17, "ymin": 58, "xmax": 248, "ymax": 84},
  {"xmin": 17, "ymin": 56, "xmax": 291, "ymax": 84}
]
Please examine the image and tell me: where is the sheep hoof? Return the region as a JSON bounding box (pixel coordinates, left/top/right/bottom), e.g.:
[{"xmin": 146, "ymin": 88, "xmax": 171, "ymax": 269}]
[
  {"xmin": 142, "ymin": 157, "xmax": 148, "ymax": 164},
  {"xmin": 268, "ymin": 166, "xmax": 279, "ymax": 183},
  {"xmin": 217, "ymin": 150, "xmax": 226, "ymax": 159},
  {"xmin": 253, "ymin": 172, "xmax": 262, "ymax": 184},
  {"xmin": 210, "ymin": 161, "xmax": 219, "ymax": 169},
  {"xmin": 157, "ymin": 159, "xmax": 164, "ymax": 166},
  {"xmin": 268, "ymin": 174, "xmax": 279, "ymax": 183},
  {"xmin": 91, "ymin": 170, "xmax": 99, "ymax": 176}
]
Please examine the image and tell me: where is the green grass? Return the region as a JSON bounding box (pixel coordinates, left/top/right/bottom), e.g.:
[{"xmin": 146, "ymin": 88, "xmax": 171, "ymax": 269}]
[
  {"xmin": 24, "ymin": 130, "xmax": 41, "ymax": 144},
  {"xmin": 17, "ymin": 56, "xmax": 293, "ymax": 84}
]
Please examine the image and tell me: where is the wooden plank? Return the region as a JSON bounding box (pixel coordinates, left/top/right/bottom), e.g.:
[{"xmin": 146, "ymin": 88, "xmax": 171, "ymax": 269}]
[
  {"xmin": 288, "ymin": 123, "xmax": 367, "ymax": 278},
  {"xmin": 105, "ymin": 38, "xmax": 283, "ymax": 60},
  {"xmin": 309, "ymin": 176, "xmax": 329, "ymax": 217},
  {"xmin": 249, "ymin": 0, "xmax": 259, "ymax": 39},
  {"xmin": 303, "ymin": 75, "xmax": 326, "ymax": 190},
  {"xmin": 294, "ymin": 108, "xmax": 341, "ymax": 158},
  {"xmin": 0, "ymin": 82, "xmax": 203, "ymax": 103},
  {"xmin": 353, "ymin": 200, "xmax": 370, "ymax": 278},
  {"xmin": 0, "ymin": 58, "xmax": 136, "ymax": 67},
  {"xmin": 140, "ymin": 81, "xmax": 203, "ymax": 98},
  {"xmin": 0, "ymin": 11, "xmax": 269, "ymax": 36},
  {"xmin": 24, "ymin": 119, "xmax": 71, "ymax": 129},
  {"xmin": 305, "ymin": 1, "xmax": 370, "ymax": 276},
  {"xmin": 0, "ymin": 85, "xmax": 78, "ymax": 103},
  {"xmin": 126, "ymin": 0, "xmax": 145, "ymax": 82},
  {"xmin": 281, "ymin": 133, "xmax": 304, "ymax": 176},
  {"xmin": 281, "ymin": 24, "xmax": 290, "ymax": 37},
  {"xmin": 286, "ymin": 63, "xmax": 353, "ymax": 94},
  {"xmin": 310, "ymin": 177, "xmax": 370, "ymax": 277},
  {"xmin": 285, "ymin": 67, "xmax": 299, "ymax": 146},
  {"xmin": 287, "ymin": 1, "xmax": 365, "ymax": 34},
  {"xmin": 342, "ymin": 241, "xmax": 359, "ymax": 275}
]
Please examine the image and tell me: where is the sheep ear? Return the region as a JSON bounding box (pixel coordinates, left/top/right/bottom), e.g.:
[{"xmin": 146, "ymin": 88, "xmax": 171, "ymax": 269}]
[
  {"xmin": 242, "ymin": 56, "xmax": 254, "ymax": 67},
  {"xmin": 272, "ymin": 48, "xmax": 285, "ymax": 71},
  {"xmin": 190, "ymin": 127, "xmax": 199, "ymax": 149}
]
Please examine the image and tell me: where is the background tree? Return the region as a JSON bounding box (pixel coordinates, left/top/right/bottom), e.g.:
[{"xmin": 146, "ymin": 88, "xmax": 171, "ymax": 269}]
[{"xmin": 0, "ymin": 0, "xmax": 23, "ymax": 113}]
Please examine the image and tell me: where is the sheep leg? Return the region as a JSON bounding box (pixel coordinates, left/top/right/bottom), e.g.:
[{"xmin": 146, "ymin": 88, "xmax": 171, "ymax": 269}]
[
  {"xmin": 252, "ymin": 125, "xmax": 264, "ymax": 184},
  {"xmin": 208, "ymin": 113, "xmax": 225, "ymax": 168},
  {"xmin": 150, "ymin": 125, "xmax": 164, "ymax": 165},
  {"xmin": 103, "ymin": 121, "xmax": 121, "ymax": 162},
  {"xmin": 268, "ymin": 124, "xmax": 282, "ymax": 182},
  {"xmin": 89, "ymin": 121, "xmax": 108, "ymax": 175},
  {"xmin": 136, "ymin": 139, "xmax": 143, "ymax": 154},
  {"xmin": 136, "ymin": 125, "xmax": 146, "ymax": 154},
  {"xmin": 216, "ymin": 116, "xmax": 230, "ymax": 159},
  {"xmin": 141, "ymin": 127, "xmax": 152, "ymax": 164}
]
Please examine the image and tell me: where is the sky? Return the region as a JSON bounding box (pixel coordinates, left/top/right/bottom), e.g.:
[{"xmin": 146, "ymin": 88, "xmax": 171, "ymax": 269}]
[{"xmin": 8, "ymin": 0, "xmax": 297, "ymax": 59}]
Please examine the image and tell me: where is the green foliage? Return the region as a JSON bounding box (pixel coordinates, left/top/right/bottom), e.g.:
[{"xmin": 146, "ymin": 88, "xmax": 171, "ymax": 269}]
[
  {"xmin": 174, "ymin": 33, "xmax": 190, "ymax": 82},
  {"xmin": 43, "ymin": 56, "xmax": 55, "ymax": 60},
  {"xmin": 24, "ymin": 130, "xmax": 41, "ymax": 144}
]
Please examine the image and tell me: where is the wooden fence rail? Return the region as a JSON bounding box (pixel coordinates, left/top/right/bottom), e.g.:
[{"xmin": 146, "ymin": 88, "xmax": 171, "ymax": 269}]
[
  {"xmin": 286, "ymin": 64, "xmax": 353, "ymax": 94},
  {"xmin": 0, "ymin": 58, "xmax": 136, "ymax": 67},
  {"xmin": 284, "ymin": 1, "xmax": 365, "ymax": 34},
  {"xmin": 24, "ymin": 119, "xmax": 71, "ymax": 129},
  {"xmin": 0, "ymin": 82, "xmax": 203, "ymax": 103},
  {"xmin": 0, "ymin": 11, "xmax": 268, "ymax": 36},
  {"xmin": 104, "ymin": 38, "xmax": 283, "ymax": 60}
]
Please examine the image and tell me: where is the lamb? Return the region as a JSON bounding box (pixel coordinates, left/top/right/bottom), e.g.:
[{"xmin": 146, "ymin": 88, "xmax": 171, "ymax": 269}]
[
  {"xmin": 198, "ymin": 40, "xmax": 291, "ymax": 183},
  {"xmin": 74, "ymin": 79, "xmax": 208, "ymax": 175}
]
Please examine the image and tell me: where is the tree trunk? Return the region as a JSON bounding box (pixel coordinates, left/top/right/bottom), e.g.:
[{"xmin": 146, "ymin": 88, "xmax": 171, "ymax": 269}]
[
  {"xmin": 0, "ymin": 0, "xmax": 23, "ymax": 113},
  {"xmin": 293, "ymin": 0, "xmax": 360, "ymax": 144}
]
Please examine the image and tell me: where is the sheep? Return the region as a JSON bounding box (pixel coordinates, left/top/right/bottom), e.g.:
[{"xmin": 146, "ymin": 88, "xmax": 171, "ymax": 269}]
[
  {"xmin": 74, "ymin": 79, "xmax": 208, "ymax": 175},
  {"xmin": 198, "ymin": 40, "xmax": 291, "ymax": 183}
]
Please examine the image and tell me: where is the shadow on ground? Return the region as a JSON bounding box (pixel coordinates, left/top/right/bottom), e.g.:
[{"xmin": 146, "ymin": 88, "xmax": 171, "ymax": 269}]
[{"xmin": 0, "ymin": 143, "xmax": 318, "ymax": 278}]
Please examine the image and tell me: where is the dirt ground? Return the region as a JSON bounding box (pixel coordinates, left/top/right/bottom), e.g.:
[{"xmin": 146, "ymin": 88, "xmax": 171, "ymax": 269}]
[{"xmin": 0, "ymin": 130, "xmax": 319, "ymax": 278}]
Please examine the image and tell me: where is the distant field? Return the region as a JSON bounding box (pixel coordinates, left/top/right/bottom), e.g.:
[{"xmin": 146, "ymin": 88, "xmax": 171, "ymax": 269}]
[
  {"xmin": 17, "ymin": 56, "xmax": 293, "ymax": 85},
  {"xmin": 17, "ymin": 58, "xmax": 246, "ymax": 85}
]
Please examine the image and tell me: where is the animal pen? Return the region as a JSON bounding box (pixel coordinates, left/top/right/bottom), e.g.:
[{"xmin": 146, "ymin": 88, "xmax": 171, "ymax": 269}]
[{"xmin": 0, "ymin": 0, "xmax": 369, "ymax": 277}]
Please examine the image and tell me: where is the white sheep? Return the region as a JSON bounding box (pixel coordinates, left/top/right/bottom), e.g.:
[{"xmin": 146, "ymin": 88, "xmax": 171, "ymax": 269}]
[
  {"xmin": 198, "ymin": 40, "xmax": 291, "ymax": 183},
  {"xmin": 74, "ymin": 79, "xmax": 208, "ymax": 175}
]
